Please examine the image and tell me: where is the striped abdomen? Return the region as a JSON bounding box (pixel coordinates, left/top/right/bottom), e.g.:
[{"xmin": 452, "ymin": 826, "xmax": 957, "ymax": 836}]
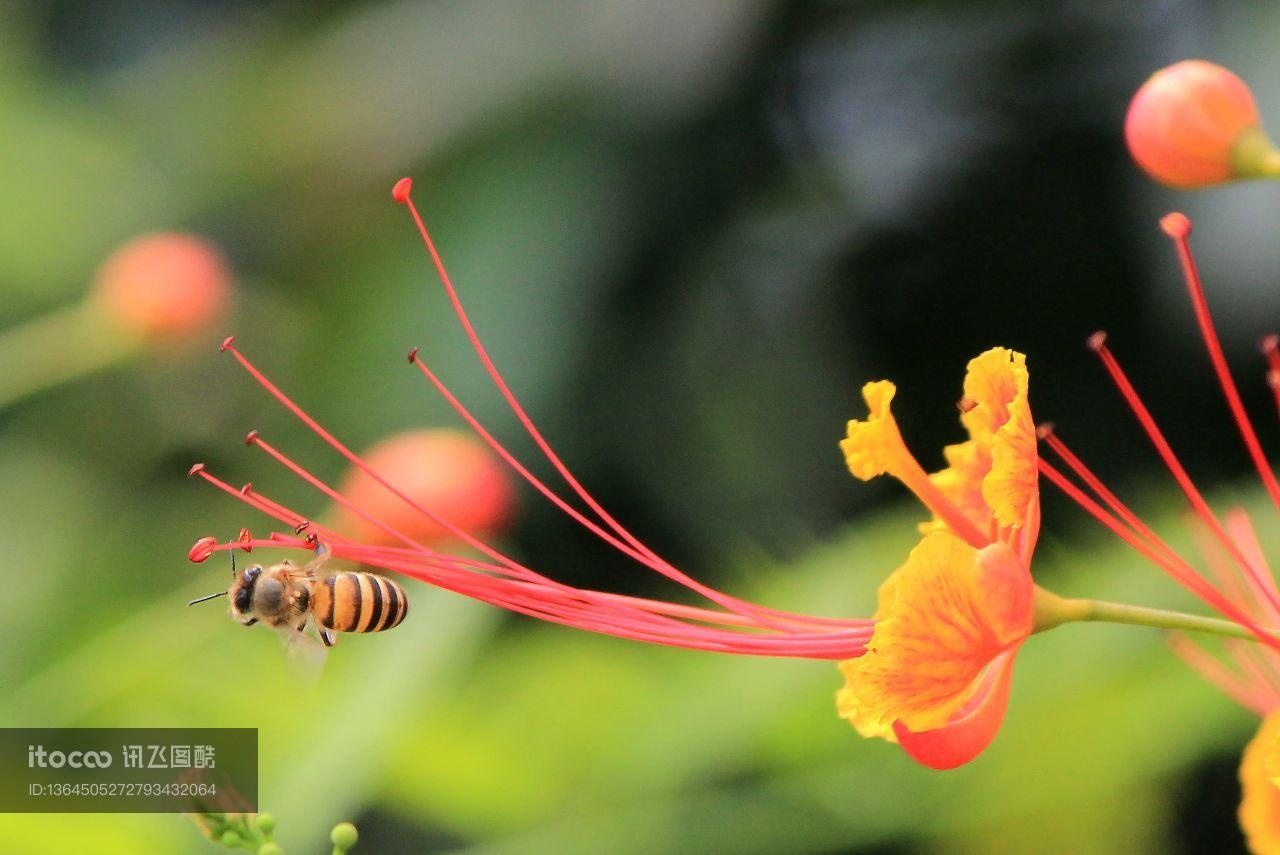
[{"xmin": 312, "ymin": 572, "xmax": 408, "ymax": 633}]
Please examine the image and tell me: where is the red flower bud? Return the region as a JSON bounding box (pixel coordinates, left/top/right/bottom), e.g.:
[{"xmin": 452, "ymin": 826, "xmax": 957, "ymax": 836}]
[
  {"xmin": 92, "ymin": 233, "xmax": 231, "ymax": 340},
  {"xmin": 332, "ymin": 429, "xmax": 515, "ymax": 546},
  {"xmin": 1125, "ymin": 60, "xmax": 1280, "ymax": 188}
]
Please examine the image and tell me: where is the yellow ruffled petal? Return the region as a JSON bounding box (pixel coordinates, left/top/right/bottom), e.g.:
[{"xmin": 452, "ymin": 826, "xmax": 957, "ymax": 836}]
[
  {"xmin": 960, "ymin": 348, "xmax": 1028, "ymax": 443},
  {"xmin": 1241, "ymin": 710, "xmax": 1280, "ymax": 854},
  {"xmin": 841, "ymin": 381, "xmax": 909, "ymax": 481},
  {"xmin": 956, "ymin": 348, "xmax": 1038, "ymax": 531},
  {"xmin": 836, "ymin": 532, "xmax": 1033, "ymax": 735},
  {"xmin": 983, "ymin": 380, "xmax": 1038, "ymax": 530}
]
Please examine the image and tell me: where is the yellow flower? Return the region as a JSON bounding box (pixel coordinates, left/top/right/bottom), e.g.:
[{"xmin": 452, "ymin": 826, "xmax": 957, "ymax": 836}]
[
  {"xmin": 1243, "ymin": 712, "xmax": 1280, "ymax": 854},
  {"xmin": 836, "ymin": 347, "xmax": 1039, "ymax": 768}
]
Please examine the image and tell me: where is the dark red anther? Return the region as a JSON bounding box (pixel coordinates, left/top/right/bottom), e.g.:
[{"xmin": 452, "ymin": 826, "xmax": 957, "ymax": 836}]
[
  {"xmin": 187, "ymin": 462, "xmax": 206, "ymax": 478},
  {"xmin": 392, "ymin": 177, "xmax": 413, "ymax": 204},
  {"xmin": 407, "ymin": 346, "xmax": 420, "ymax": 363},
  {"xmin": 1160, "ymin": 212, "xmax": 1192, "ymax": 240},
  {"xmin": 957, "ymin": 396, "xmax": 977, "ymax": 414},
  {"xmin": 1261, "ymin": 334, "xmax": 1279, "ymax": 356},
  {"xmin": 244, "ymin": 429, "xmax": 260, "ymax": 446},
  {"xmin": 239, "ymin": 482, "xmax": 253, "ymax": 495},
  {"xmin": 237, "ymin": 527, "xmax": 254, "ymax": 552},
  {"xmin": 220, "ymin": 335, "xmax": 237, "ymax": 353},
  {"xmin": 304, "ymin": 532, "xmax": 319, "ymax": 549},
  {"xmin": 188, "ymin": 536, "xmax": 217, "ymax": 563},
  {"xmin": 1035, "ymin": 422, "xmax": 1056, "ymax": 440},
  {"xmin": 1087, "ymin": 331, "xmax": 1108, "ymax": 352},
  {"xmin": 294, "ymin": 520, "xmax": 311, "ymax": 535}
]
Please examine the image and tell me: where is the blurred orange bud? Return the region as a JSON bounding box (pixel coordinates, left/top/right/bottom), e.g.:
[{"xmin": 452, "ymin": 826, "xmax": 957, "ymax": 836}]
[
  {"xmin": 92, "ymin": 233, "xmax": 231, "ymax": 341},
  {"xmin": 332, "ymin": 429, "xmax": 515, "ymax": 546},
  {"xmin": 1125, "ymin": 60, "xmax": 1280, "ymax": 188}
]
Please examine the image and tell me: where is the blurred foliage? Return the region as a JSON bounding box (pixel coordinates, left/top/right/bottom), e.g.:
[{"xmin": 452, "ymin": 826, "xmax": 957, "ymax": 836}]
[{"xmin": 5, "ymin": 0, "xmax": 1280, "ymax": 852}]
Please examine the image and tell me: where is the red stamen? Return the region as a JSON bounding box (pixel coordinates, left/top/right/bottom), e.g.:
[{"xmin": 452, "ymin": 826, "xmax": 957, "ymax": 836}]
[
  {"xmin": 188, "ymin": 536, "xmax": 217, "ymax": 563},
  {"xmin": 1037, "ymin": 458, "xmax": 1280, "ymax": 649},
  {"xmin": 1162, "ymin": 214, "xmax": 1280, "ymax": 511},
  {"xmin": 407, "ymin": 349, "xmax": 855, "ymax": 627},
  {"xmin": 238, "ymin": 431, "xmax": 864, "ymax": 644},
  {"xmin": 192, "ymin": 524, "xmax": 870, "ymax": 658},
  {"xmin": 1040, "ymin": 425, "xmax": 1280, "ymax": 616},
  {"xmin": 398, "ymin": 186, "xmax": 709, "ymax": 567},
  {"xmin": 183, "ymin": 180, "xmax": 884, "ymax": 659},
  {"xmin": 400, "ymin": 184, "xmax": 989, "ymax": 557},
  {"xmin": 1038, "ymin": 425, "xmax": 1181, "ymax": 565},
  {"xmin": 226, "ymin": 338, "xmax": 842, "ymax": 630},
  {"xmin": 391, "ymin": 177, "xmax": 413, "ymax": 204},
  {"xmin": 190, "ymin": 453, "xmax": 871, "ymax": 658},
  {"xmin": 1088, "ymin": 333, "xmax": 1265, "ymax": 589}
]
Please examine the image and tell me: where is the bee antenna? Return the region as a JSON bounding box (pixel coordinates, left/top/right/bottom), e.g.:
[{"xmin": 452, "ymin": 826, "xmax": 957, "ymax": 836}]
[
  {"xmin": 187, "ymin": 591, "xmax": 229, "ymax": 607},
  {"xmin": 230, "ymin": 548, "xmax": 237, "ymax": 577}
]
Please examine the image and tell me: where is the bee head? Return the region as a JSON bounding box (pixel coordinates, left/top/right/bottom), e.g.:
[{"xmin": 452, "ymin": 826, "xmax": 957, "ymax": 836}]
[{"xmin": 252, "ymin": 574, "xmax": 285, "ymax": 616}]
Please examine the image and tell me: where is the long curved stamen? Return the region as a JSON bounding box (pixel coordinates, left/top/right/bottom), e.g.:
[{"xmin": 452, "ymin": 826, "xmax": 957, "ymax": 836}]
[
  {"xmin": 395, "ymin": 182, "xmax": 669, "ymax": 561},
  {"xmin": 191, "ymin": 523, "xmax": 871, "ymax": 658},
  {"xmin": 196, "ymin": 432, "xmax": 874, "ymax": 656},
  {"xmin": 407, "ymin": 348, "xmax": 866, "ymax": 630},
  {"xmin": 1087, "ymin": 332, "xmax": 1267, "ymax": 590},
  {"xmin": 224, "ymin": 339, "xmax": 824, "ymax": 631},
  {"xmin": 353, "ymin": 550, "xmax": 873, "ymax": 655},
  {"xmin": 1162, "ymin": 213, "xmax": 1280, "ymax": 511},
  {"xmin": 392, "ymin": 181, "xmax": 922, "ymax": 614}
]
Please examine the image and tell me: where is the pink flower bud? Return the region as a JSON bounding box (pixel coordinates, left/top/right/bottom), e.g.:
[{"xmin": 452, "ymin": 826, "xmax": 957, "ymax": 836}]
[
  {"xmin": 332, "ymin": 429, "xmax": 515, "ymax": 546},
  {"xmin": 92, "ymin": 233, "xmax": 231, "ymax": 340},
  {"xmin": 1125, "ymin": 60, "xmax": 1280, "ymax": 188}
]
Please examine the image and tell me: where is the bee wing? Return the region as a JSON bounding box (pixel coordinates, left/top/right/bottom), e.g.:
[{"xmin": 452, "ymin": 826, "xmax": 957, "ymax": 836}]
[{"xmin": 277, "ymin": 624, "xmax": 329, "ymax": 682}]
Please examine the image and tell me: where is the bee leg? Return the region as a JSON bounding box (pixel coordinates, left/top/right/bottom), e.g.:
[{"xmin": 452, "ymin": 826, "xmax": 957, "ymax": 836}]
[
  {"xmin": 320, "ymin": 627, "xmax": 336, "ymax": 647},
  {"xmin": 299, "ymin": 548, "xmax": 330, "ymax": 580}
]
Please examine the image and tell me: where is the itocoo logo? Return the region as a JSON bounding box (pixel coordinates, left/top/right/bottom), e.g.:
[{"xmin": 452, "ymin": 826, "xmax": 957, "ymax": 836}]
[{"xmin": 27, "ymin": 746, "xmax": 112, "ymax": 768}]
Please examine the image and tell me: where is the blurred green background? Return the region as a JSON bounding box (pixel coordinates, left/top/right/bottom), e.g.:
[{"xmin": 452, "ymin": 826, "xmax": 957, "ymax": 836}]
[{"xmin": 4, "ymin": 1, "xmax": 1280, "ymax": 852}]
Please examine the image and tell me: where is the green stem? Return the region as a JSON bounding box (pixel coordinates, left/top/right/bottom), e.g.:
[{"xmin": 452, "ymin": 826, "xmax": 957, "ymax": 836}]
[
  {"xmin": 1232, "ymin": 126, "xmax": 1280, "ymax": 179},
  {"xmin": 1034, "ymin": 587, "xmax": 1260, "ymax": 641},
  {"xmin": 0, "ymin": 300, "xmax": 140, "ymax": 410}
]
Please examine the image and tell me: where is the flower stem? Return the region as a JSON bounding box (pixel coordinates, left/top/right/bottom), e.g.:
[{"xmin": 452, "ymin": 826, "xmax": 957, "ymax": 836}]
[
  {"xmin": 1233, "ymin": 126, "xmax": 1280, "ymax": 179},
  {"xmin": 0, "ymin": 299, "xmax": 139, "ymax": 410},
  {"xmin": 1033, "ymin": 586, "xmax": 1259, "ymax": 640}
]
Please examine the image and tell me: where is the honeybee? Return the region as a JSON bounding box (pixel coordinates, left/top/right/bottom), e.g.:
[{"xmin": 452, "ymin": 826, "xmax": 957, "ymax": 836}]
[{"xmin": 189, "ymin": 549, "xmax": 408, "ymax": 646}]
